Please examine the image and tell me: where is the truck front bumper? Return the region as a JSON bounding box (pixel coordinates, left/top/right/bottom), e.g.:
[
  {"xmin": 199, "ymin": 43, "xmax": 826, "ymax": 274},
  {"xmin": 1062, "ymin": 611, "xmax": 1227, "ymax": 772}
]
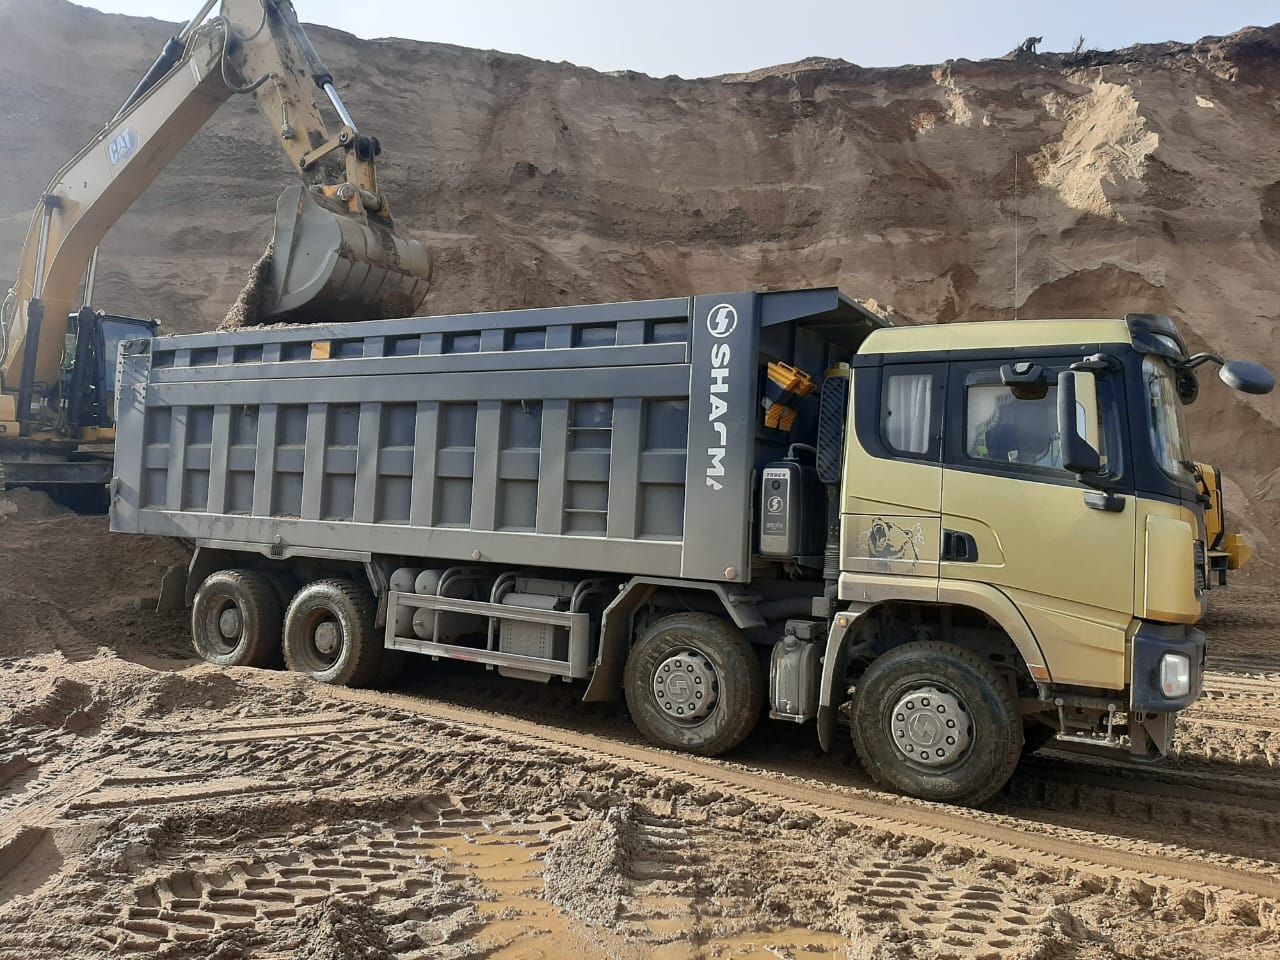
[
  {"xmin": 1130, "ymin": 621, "xmax": 1207, "ymax": 714},
  {"xmin": 1125, "ymin": 621, "xmax": 1206, "ymax": 758}
]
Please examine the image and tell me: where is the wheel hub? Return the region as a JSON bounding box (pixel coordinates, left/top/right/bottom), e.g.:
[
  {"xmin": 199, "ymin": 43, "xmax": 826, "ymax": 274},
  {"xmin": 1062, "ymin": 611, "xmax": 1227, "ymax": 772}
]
[
  {"xmin": 652, "ymin": 648, "xmax": 718, "ymax": 722},
  {"xmin": 314, "ymin": 621, "xmax": 341, "ymax": 656},
  {"xmin": 217, "ymin": 606, "xmax": 242, "ymax": 639},
  {"xmin": 888, "ymin": 685, "xmax": 971, "ymax": 768}
]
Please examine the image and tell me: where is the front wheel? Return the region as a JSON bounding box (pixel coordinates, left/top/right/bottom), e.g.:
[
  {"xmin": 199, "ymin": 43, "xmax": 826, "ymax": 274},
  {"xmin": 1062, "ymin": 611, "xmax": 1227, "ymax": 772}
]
[
  {"xmin": 850, "ymin": 641, "xmax": 1022, "ymax": 806},
  {"xmin": 623, "ymin": 612, "xmax": 764, "ymax": 756}
]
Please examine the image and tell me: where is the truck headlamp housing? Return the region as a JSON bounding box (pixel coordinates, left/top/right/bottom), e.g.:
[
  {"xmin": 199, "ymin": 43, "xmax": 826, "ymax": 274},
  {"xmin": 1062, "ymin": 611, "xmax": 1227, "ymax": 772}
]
[{"xmin": 1159, "ymin": 653, "xmax": 1191, "ymax": 699}]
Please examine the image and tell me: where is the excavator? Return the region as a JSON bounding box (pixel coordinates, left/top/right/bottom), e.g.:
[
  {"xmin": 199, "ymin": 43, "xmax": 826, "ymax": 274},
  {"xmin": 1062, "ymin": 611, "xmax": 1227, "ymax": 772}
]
[{"xmin": 0, "ymin": 0, "xmax": 432, "ymax": 498}]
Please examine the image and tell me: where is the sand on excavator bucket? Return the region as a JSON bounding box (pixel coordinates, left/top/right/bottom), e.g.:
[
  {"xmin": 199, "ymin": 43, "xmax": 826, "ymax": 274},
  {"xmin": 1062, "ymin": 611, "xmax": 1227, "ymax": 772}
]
[{"xmin": 262, "ymin": 184, "xmax": 432, "ymax": 323}]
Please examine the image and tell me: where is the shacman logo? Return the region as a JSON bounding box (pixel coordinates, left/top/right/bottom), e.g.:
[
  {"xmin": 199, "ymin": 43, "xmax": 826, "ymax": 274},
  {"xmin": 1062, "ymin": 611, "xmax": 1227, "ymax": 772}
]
[
  {"xmin": 704, "ymin": 305, "xmax": 734, "ymax": 492},
  {"xmin": 706, "ymin": 303, "xmax": 738, "ymax": 338}
]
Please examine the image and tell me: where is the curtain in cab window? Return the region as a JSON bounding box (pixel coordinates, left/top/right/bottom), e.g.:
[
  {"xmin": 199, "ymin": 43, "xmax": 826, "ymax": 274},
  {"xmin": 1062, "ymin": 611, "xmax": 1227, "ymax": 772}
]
[{"xmin": 884, "ymin": 373, "xmax": 932, "ymax": 454}]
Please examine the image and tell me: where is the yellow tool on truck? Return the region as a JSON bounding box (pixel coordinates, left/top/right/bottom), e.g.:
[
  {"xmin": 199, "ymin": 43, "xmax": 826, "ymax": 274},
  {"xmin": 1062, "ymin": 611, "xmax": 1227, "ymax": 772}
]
[{"xmin": 0, "ymin": 0, "xmax": 432, "ymax": 494}]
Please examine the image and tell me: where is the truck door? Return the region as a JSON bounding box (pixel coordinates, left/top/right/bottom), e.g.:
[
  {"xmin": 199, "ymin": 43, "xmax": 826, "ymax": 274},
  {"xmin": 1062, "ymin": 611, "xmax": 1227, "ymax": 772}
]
[
  {"xmin": 842, "ymin": 361, "xmax": 947, "ymax": 598},
  {"xmin": 940, "ymin": 358, "xmax": 1137, "ymax": 689}
]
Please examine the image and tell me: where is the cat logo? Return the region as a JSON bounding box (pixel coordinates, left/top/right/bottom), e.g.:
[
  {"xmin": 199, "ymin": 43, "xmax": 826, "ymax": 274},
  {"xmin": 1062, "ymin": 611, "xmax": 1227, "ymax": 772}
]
[
  {"xmin": 107, "ymin": 128, "xmax": 140, "ymax": 170},
  {"xmin": 706, "ymin": 303, "xmax": 738, "ymax": 338}
]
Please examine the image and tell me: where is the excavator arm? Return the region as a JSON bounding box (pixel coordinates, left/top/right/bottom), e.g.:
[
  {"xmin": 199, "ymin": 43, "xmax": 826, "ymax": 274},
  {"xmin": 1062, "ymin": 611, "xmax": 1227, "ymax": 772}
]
[{"xmin": 0, "ymin": 0, "xmax": 431, "ymax": 442}]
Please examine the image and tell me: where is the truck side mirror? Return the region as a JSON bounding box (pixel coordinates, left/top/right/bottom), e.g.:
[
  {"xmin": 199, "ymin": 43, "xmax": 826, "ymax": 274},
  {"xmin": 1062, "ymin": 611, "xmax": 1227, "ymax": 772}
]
[
  {"xmin": 1219, "ymin": 359, "xmax": 1275, "ymax": 395},
  {"xmin": 1057, "ymin": 370, "xmax": 1102, "ymax": 477}
]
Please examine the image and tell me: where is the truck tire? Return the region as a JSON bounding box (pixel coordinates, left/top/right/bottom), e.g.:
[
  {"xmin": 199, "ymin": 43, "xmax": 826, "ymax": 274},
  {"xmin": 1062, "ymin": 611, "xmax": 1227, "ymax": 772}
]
[
  {"xmin": 850, "ymin": 641, "xmax": 1022, "ymax": 806},
  {"xmin": 282, "ymin": 579, "xmax": 381, "ymax": 688},
  {"xmin": 191, "ymin": 569, "xmax": 282, "ymax": 668},
  {"xmin": 623, "ymin": 612, "xmax": 764, "ymax": 756}
]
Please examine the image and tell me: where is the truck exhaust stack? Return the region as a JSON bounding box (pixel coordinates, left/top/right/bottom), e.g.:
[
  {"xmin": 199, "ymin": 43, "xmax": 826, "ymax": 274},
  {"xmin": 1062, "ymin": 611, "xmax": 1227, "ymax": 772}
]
[{"xmin": 256, "ymin": 184, "xmax": 432, "ymax": 324}]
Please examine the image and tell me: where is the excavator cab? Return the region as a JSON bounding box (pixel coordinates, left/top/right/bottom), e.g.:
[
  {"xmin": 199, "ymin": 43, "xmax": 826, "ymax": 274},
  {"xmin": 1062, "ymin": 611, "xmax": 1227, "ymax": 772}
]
[{"xmin": 64, "ymin": 309, "xmax": 158, "ymax": 434}]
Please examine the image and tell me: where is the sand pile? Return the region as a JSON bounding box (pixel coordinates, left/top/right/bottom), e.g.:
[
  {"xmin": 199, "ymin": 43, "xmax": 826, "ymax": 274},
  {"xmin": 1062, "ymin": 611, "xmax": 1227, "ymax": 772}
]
[
  {"xmin": 0, "ymin": 506, "xmax": 189, "ymax": 661},
  {"xmin": 218, "ymin": 242, "xmax": 274, "ymax": 330},
  {"xmin": 0, "ymin": 488, "xmax": 70, "ymax": 521}
]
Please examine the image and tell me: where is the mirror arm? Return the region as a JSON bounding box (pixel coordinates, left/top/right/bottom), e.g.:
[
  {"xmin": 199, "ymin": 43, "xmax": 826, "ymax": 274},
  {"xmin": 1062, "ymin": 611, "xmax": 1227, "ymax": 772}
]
[{"xmin": 1182, "ymin": 352, "xmax": 1224, "ymax": 370}]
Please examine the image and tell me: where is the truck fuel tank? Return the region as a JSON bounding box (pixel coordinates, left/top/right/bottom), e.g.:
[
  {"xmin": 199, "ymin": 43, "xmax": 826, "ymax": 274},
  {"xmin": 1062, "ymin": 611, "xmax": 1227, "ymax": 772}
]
[{"xmin": 769, "ymin": 622, "xmax": 823, "ymax": 723}]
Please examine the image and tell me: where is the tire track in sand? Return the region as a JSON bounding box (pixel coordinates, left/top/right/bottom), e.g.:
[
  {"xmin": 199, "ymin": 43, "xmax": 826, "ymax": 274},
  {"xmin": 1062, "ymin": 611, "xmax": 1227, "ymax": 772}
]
[{"xmin": 311, "ymin": 684, "xmax": 1280, "ymax": 901}]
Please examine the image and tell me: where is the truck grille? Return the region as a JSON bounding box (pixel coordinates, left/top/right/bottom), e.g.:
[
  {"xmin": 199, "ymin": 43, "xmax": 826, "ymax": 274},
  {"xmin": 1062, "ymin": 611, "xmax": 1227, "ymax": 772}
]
[{"xmin": 1194, "ymin": 540, "xmax": 1206, "ymax": 593}]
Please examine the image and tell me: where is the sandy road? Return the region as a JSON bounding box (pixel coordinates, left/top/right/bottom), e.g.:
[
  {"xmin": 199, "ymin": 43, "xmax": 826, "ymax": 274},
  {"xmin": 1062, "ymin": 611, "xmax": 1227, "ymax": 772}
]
[
  {"xmin": 5, "ymin": 654, "xmax": 1280, "ymax": 958},
  {"xmin": 314, "ymin": 676, "xmax": 1280, "ymax": 901}
]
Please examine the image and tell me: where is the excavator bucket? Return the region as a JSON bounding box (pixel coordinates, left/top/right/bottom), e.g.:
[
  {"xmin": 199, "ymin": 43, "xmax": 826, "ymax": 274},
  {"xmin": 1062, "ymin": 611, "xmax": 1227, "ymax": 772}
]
[{"xmin": 262, "ymin": 184, "xmax": 432, "ymax": 323}]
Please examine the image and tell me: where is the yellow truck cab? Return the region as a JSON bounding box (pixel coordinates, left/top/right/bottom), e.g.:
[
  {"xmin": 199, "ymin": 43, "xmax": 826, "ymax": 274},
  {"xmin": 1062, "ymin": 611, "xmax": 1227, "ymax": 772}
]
[{"xmin": 820, "ymin": 312, "xmax": 1273, "ymax": 801}]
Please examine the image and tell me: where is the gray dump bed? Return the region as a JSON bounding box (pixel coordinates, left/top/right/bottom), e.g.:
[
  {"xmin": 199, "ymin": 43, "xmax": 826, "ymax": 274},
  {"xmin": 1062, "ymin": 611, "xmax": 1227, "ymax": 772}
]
[{"xmin": 111, "ymin": 288, "xmax": 884, "ymax": 583}]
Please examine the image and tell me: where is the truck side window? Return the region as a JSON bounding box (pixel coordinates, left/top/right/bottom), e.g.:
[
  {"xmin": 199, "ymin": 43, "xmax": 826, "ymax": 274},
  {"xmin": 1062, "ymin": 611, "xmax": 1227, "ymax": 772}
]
[
  {"xmin": 883, "ymin": 372, "xmax": 934, "ymax": 455},
  {"xmin": 966, "ymin": 378, "xmax": 1065, "ymax": 471}
]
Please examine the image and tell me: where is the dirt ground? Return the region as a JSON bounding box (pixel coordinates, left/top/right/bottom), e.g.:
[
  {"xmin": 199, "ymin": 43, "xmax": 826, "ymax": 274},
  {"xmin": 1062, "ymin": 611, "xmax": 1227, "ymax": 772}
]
[{"xmin": 3, "ymin": 491, "xmax": 1280, "ymax": 959}]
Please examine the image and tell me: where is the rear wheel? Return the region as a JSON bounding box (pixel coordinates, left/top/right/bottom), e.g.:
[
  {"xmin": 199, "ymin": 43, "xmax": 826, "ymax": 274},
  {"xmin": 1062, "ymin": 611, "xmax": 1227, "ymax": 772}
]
[
  {"xmin": 282, "ymin": 579, "xmax": 381, "ymax": 688},
  {"xmin": 624, "ymin": 612, "xmax": 764, "ymax": 756},
  {"xmin": 191, "ymin": 569, "xmax": 282, "ymax": 668},
  {"xmin": 850, "ymin": 641, "xmax": 1022, "ymax": 806}
]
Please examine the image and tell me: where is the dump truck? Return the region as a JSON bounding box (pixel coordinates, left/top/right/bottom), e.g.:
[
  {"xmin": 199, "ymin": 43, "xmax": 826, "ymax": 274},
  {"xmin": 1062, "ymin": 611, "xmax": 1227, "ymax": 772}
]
[
  {"xmin": 109, "ymin": 288, "xmax": 1273, "ymax": 805},
  {"xmin": 0, "ymin": 0, "xmax": 432, "ymax": 496}
]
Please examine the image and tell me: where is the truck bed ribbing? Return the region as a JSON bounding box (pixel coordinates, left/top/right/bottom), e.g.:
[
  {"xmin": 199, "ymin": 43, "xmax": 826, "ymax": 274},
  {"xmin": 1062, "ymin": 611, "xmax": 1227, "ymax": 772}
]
[{"xmin": 110, "ymin": 289, "xmax": 884, "ymax": 583}]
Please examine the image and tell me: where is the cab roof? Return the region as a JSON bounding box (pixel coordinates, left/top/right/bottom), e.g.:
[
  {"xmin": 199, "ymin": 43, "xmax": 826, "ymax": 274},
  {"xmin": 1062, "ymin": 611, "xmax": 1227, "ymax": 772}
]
[{"xmin": 857, "ymin": 318, "xmax": 1136, "ymax": 356}]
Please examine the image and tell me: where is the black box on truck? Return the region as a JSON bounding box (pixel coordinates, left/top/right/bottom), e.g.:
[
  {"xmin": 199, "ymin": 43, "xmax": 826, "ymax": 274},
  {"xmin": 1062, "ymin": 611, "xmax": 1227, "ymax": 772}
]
[{"xmin": 110, "ymin": 289, "xmax": 883, "ymax": 761}]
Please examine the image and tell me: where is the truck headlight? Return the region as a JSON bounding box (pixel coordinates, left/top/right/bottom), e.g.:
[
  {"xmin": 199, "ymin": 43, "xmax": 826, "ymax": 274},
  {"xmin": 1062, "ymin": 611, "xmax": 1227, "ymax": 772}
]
[{"xmin": 1159, "ymin": 653, "xmax": 1191, "ymax": 698}]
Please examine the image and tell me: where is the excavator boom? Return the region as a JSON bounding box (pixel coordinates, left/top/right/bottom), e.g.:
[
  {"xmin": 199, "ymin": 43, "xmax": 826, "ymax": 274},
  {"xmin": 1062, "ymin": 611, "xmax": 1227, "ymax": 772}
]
[{"xmin": 0, "ymin": 0, "xmax": 431, "ymax": 444}]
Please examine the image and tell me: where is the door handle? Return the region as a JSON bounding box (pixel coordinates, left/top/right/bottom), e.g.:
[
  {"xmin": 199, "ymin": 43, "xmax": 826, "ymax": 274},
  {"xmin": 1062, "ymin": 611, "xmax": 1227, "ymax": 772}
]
[
  {"xmin": 942, "ymin": 530, "xmax": 979, "ymax": 562},
  {"xmin": 1083, "ymin": 491, "xmax": 1126, "ymax": 512}
]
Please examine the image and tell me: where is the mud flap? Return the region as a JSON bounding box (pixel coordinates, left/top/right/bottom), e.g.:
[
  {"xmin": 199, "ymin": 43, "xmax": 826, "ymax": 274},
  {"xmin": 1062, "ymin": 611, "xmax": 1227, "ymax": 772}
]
[
  {"xmin": 1129, "ymin": 711, "xmax": 1176, "ymax": 758},
  {"xmin": 157, "ymin": 565, "xmax": 186, "ymax": 612},
  {"xmin": 264, "ymin": 184, "xmax": 432, "ymax": 323}
]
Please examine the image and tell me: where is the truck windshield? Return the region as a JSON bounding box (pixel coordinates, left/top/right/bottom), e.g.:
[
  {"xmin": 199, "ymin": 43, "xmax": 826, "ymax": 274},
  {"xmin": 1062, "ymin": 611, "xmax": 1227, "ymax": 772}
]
[{"xmin": 1143, "ymin": 355, "xmax": 1192, "ymax": 482}]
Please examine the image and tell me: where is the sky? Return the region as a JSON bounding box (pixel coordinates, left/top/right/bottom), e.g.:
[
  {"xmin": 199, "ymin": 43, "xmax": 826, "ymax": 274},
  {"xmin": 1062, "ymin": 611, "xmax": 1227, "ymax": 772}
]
[{"xmin": 77, "ymin": 0, "xmax": 1279, "ymax": 78}]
